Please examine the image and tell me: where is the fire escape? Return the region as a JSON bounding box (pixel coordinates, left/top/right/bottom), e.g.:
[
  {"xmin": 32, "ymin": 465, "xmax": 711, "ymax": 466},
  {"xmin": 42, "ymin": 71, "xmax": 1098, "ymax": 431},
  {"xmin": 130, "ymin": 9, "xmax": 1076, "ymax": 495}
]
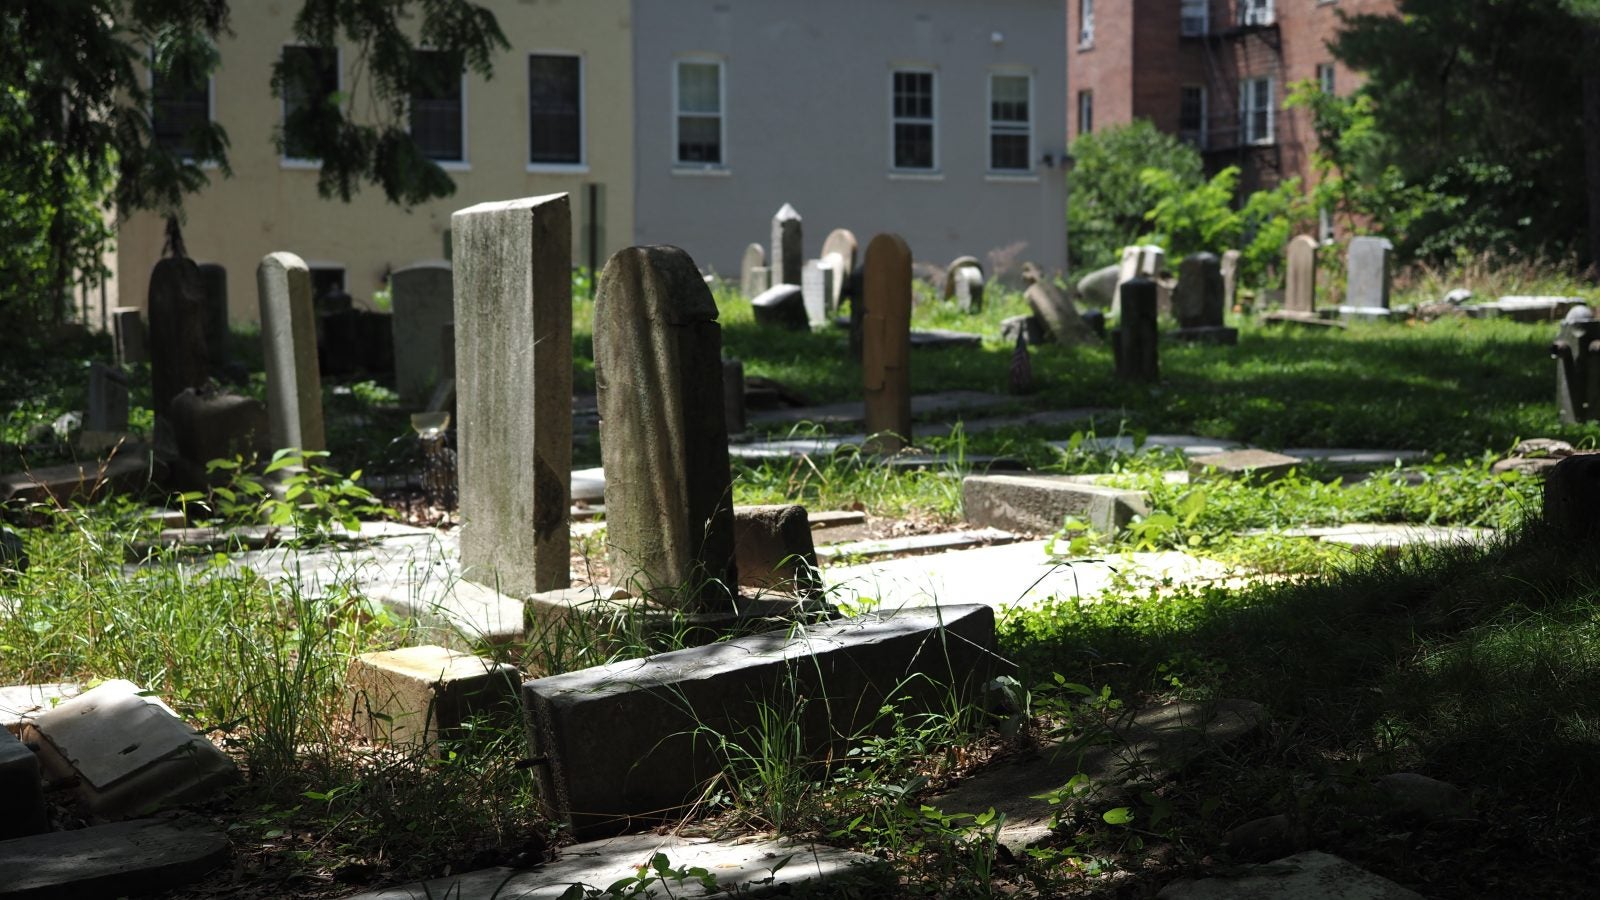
[{"xmin": 1182, "ymin": 0, "xmax": 1285, "ymax": 191}]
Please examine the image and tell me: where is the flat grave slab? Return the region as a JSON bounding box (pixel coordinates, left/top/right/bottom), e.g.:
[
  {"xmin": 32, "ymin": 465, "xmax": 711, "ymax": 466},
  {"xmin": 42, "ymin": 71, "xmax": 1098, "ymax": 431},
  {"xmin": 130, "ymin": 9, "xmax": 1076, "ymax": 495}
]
[
  {"xmin": 964, "ymin": 473, "xmax": 1150, "ymax": 536},
  {"xmin": 0, "ymin": 818, "xmax": 229, "ymax": 899},
  {"xmin": 1158, "ymin": 850, "xmax": 1422, "ymax": 900},
  {"xmin": 1052, "ymin": 434, "xmax": 1247, "ymax": 458},
  {"xmin": 1281, "ymin": 447, "xmax": 1430, "ymax": 467},
  {"xmin": 1463, "ymin": 295, "xmax": 1584, "ymax": 322},
  {"xmin": 816, "ymin": 527, "xmax": 1021, "ymax": 563},
  {"xmin": 1268, "ymin": 523, "xmax": 1494, "ymax": 549},
  {"xmin": 340, "ymin": 833, "xmax": 889, "ymax": 899},
  {"xmin": 909, "ymin": 328, "xmax": 984, "ymax": 350},
  {"xmin": 748, "ymin": 390, "xmax": 1010, "ymax": 427},
  {"xmin": 825, "ymin": 540, "xmax": 1233, "ymax": 612}
]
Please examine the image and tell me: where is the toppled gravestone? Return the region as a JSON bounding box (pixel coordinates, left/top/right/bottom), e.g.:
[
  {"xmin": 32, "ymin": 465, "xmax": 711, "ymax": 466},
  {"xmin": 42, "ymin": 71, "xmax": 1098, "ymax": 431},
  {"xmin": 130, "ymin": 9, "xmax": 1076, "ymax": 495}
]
[
  {"xmin": 0, "ymin": 818, "xmax": 229, "ymax": 900},
  {"xmin": 963, "ymin": 473, "xmax": 1148, "ymax": 537},
  {"xmin": 523, "ymin": 604, "xmax": 1010, "ymax": 838}
]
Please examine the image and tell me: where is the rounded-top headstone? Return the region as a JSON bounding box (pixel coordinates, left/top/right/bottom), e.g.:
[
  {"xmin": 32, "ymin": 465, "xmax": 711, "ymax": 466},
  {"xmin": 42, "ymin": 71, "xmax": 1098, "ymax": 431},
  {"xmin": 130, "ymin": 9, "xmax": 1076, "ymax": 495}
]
[
  {"xmin": 942, "ymin": 255, "xmax": 984, "ymax": 299},
  {"xmin": 821, "ymin": 229, "xmax": 859, "ymax": 283}
]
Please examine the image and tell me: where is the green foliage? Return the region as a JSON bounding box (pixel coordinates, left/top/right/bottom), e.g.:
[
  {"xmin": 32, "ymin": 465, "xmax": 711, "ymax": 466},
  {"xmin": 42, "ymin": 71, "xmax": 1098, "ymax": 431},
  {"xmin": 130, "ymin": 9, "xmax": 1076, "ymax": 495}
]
[
  {"xmin": 196, "ymin": 449, "xmax": 386, "ymax": 544},
  {"xmin": 1066, "ymin": 121, "xmax": 1205, "ymax": 270},
  {"xmin": 1140, "ymin": 166, "xmax": 1310, "ymax": 289}
]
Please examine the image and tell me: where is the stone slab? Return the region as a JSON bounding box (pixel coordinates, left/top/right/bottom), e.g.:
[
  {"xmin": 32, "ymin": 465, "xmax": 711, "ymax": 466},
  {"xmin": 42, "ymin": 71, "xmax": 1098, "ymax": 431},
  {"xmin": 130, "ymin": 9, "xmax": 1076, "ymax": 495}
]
[
  {"xmin": 0, "ymin": 818, "xmax": 229, "ymax": 899},
  {"xmin": 1157, "ymin": 851, "xmax": 1423, "ymax": 900},
  {"xmin": 27, "ymin": 680, "xmax": 239, "ymax": 818},
  {"xmin": 1281, "ymin": 448, "xmax": 1429, "ymax": 467},
  {"xmin": 1051, "ymin": 434, "xmax": 1246, "ymax": 458},
  {"xmin": 963, "ymin": 474, "xmax": 1150, "ymax": 537},
  {"xmin": 748, "ymin": 390, "xmax": 1010, "ymax": 427},
  {"xmin": 347, "ymin": 645, "xmax": 522, "ymax": 748},
  {"xmin": 816, "ymin": 527, "xmax": 1020, "ymax": 563},
  {"xmin": 1241, "ymin": 524, "xmax": 1493, "ymax": 549},
  {"xmin": 0, "ymin": 456, "xmax": 156, "ymax": 505},
  {"xmin": 523, "ymin": 604, "xmax": 1006, "ymax": 837},
  {"xmin": 0, "ymin": 683, "xmax": 81, "ymax": 733},
  {"xmin": 340, "ymin": 833, "xmax": 889, "ymax": 899},
  {"xmin": 367, "ymin": 577, "xmax": 527, "ymax": 647},
  {"xmin": 930, "ymin": 699, "xmax": 1265, "ymax": 851},
  {"xmin": 1189, "ymin": 449, "xmax": 1305, "ymax": 482},
  {"xmin": 0, "ymin": 728, "xmax": 47, "ymax": 838},
  {"xmin": 909, "ymin": 328, "xmax": 983, "ymax": 350},
  {"xmin": 809, "ymin": 510, "xmax": 867, "ymax": 529}
]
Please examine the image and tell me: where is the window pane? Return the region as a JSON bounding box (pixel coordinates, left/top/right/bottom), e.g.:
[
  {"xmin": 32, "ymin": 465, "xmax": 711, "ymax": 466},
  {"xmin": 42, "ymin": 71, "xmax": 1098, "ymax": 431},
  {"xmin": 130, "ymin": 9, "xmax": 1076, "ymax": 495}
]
[
  {"xmin": 894, "ymin": 71, "xmax": 933, "ymax": 120},
  {"xmin": 991, "ymin": 75, "xmax": 1029, "ymax": 123},
  {"xmin": 894, "ymin": 122, "xmax": 933, "ymax": 169},
  {"xmin": 678, "ymin": 63, "xmax": 721, "ymax": 114},
  {"xmin": 991, "ymin": 133, "xmax": 1029, "ymax": 171},
  {"xmin": 411, "ymin": 51, "xmax": 462, "ymax": 161},
  {"xmin": 677, "ymin": 115, "xmax": 721, "ymax": 164},
  {"xmin": 282, "ymin": 46, "xmax": 338, "ymax": 159},
  {"xmin": 530, "ymin": 55, "xmax": 582, "ymax": 164},
  {"xmin": 152, "ymin": 69, "xmax": 208, "ymax": 158}
]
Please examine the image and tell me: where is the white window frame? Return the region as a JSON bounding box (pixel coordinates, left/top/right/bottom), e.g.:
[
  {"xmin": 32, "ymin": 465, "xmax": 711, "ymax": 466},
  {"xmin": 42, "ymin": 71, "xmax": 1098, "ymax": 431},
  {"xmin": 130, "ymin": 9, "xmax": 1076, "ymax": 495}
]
[
  {"xmin": 987, "ymin": 70, "xmax": 1033, "ymax": 174},
  {"xmin": 1179, "ymin": 84, "xmax": 1207, "ymax": 150},
  {"xmin": 1077, "ymin": 89, "xmax": 1094, "ymax": 136},
  {"xmin": 889, "ymin": 66, "xmax": 939, "ymax": 174},
  {"xmin": 409, "ymin": 48, "xmax": 468, "ymax": 169},
  {"xmin": 672, "ymin": 56, "xmax": 727, "ymax": 171},
  {"xmin": 147, "ymin": 50, "xmax": 216, "ymax": 165},
  {"xmin": 280, "ymin": 43, "xmax": 342, "ymax": 169},
  {"xmin": 1240, "ymin": 0, "xmax": 1275, "ymax": 27},
  {"xmin": 1079, "ymin": 0, "xmax": 1095, "ymax": 47},
  {"xmin": 1240, "ymin": 76, "xmax": 1275, "ymax": 145},
  {"xmin": 1317, "ymin": 63, "xmax": 1336, "ymax": 95},
  {"xmin": 527, "ymin": 50, "xmax": 587, "ymax": 173},
  {"xmin": 1181, "ymin": 0, "xmax": 1209, "ymax": 36}
]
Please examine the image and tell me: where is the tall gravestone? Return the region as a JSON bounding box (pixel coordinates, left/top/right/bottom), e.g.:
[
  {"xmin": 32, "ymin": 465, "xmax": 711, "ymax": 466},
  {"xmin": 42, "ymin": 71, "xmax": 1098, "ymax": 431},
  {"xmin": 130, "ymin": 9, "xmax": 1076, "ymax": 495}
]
[
  {"xmin": 1115, "ymin": 278, "xmax": 1159, "ymax": 382},
  {"xmin": 1347, "ymin": 236, "xmax": 1393, "ymax": 309},
  {"xmin": 739, "ymin": 243, "xmax": 768, "ymax": 298},
  {"xmin": 594, "ymin": 245, "xmax": 736, "ymax": 609},
  {"xmin": 256, "ymin": 252, "xmax": 326, "ymax": 452},
  {"xmin": 111, "ymin": 307, "xmax": 148, "ymax": 367},
  {"xmin": 1174, "ymin": 253, "xmax": 1224, "ymax": 328},
  {"xmin": 1220, "ymin": 249, "xmax": 1242, "ymax": 310},
  {"xmin": 770, "ymin": 204, "xmax": 803, "ymax": 287},
  {"xmin": 800, "ymin": 259, "xmax": 834, "ymax": 328},
  {"xmin": 1285, "ymin": 235, "xmax": 1319, "ymax": 314},
  {"xmin": 820, "ymin": 229, "xmax": 858, "ymax": 314},
  {"xmin": 147, "ymin": 258, "xmax": 209, "ymax": 420},
  {"xmin": 862, "ymin": 233, "xmax": 913, "ymax": 453},
  {"xmin": 390, "ymin": 261, "xmax": 455, "ymax": 408},
  {"xmin": 452, "ymin": 194, "xmax": 574, "ymax": 597},
  {"xmin": 196, "ymin": 263, "xmax": 229, "ymax": 372}
]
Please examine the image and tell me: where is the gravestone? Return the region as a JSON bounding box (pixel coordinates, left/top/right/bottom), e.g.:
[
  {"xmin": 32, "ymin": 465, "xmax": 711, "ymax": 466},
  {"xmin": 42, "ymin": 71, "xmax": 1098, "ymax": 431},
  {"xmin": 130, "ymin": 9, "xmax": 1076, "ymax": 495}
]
[
  {"xmin": 1285, "ymin": 235, "xmax": 1319, "ymax": 314},
  {"xmin": 1114, "ymin": 278, "xmax": 1159, "ymax": 382},
  {"xmin": 1220, "ymin": 249, "xmax": 1242, "ymax": 310},
  {"xmin": 862, "ymin": 233, "xmax": 913, "ymax": 453},
  {"xmin": 770, "ymin": 203, "xmax": 803, "ymax": 286},
  {"xmin": 111, "ymin": 307, "xmax": 148, "ymax": 367},
  {"xmin": 390, "ymin": 261, "xmax": 455, "ymax": 408},
  {"xmin": 800, "ymin": 259, "xmax": 835, "ymax": 327},
  {"xmin": 196, "ymin": 263, "xmax": 229, "ymax": 371},
  {"xmin": 953, "ymin": 266, "xmax": 985, "ymax": 313},
  {"xmin": 750, "ymin": 283, "xmax": 808, "ymax": 331},
  {"xmin": 256, "ymin": 252, "xmax": 325, "ymax": 452},
  {"xmin": 86, "ymin": 362, "xmax": 130, "ymax": 434},
  {"xmin": 1347, "ymin": 236, "xmax": 1393, "ymax": 309},
  {"xmin": 1113, "ymin": 245, "xmax": 1164, "ymax": 317},
  {"xmin": 168, "ymin": 388, "xmax": 270, "ymax": 470},
  {"xmin": 452, "ymin": 194, "xmax": 574, "ymax": 597},
  {"xmin": 942, "ymin": 256, "xmax": 983, "ymax": 300},
  {"xmin": 739, "ymin": 243, "xmax": 767, "ymax": 298},
  {"xmin": 1025, "ymin": 275, "xmax": 1099, "ymax": 346},
  {"xmin": 1173, "ymin": 252, "xmax": 1225, "ymax": 328},
  {"xmin": 594, "ymin": 244, "xmax": 736, "ymax": 609},
  {"xmin": 722, "ymin": 357, "xmax": 746, "ymax": 436},
  {"xmin": 1552, "ymin": 307, "xmax": 1600, "ymax": 423},
  {"xmin": 147, "ymin": 259, "xmax": 209, "ymax": 420},
  {"xmin": 820, "ymin": 228, "xmax": 858, "ymax": 312},
  {"xmin": 1076, "ymin": 264, "xmax": 1121, "ymax": 308}
]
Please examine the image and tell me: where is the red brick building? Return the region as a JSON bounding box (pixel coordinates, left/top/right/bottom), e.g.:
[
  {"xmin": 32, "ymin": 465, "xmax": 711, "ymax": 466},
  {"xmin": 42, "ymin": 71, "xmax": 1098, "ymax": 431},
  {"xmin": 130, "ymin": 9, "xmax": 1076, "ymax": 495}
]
[{"xmin": 1067, "ymin": 0, "xmax": 1397, "ymax": 196}]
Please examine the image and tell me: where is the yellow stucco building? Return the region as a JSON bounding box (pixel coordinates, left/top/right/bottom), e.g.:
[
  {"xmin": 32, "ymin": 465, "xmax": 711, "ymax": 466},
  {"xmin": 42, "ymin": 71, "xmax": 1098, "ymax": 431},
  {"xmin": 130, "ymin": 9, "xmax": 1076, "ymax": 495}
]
[{"xmin": 115, "ymin": 0, "xmax": 633, "ymax": 326}]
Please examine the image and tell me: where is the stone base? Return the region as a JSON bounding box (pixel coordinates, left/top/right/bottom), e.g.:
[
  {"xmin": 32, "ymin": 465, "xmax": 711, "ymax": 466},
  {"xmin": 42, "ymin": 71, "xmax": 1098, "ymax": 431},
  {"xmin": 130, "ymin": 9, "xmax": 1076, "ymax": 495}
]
[{"xmin": 346, "ymin": 646, "xmax": 522, "ymax": 750}]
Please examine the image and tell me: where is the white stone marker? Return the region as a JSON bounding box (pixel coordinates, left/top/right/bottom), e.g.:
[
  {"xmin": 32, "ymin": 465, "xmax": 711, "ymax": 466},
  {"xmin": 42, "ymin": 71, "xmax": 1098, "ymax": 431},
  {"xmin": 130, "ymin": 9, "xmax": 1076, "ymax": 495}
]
[{"xmin": 256, "ymin": 252, "xmax": 325, "ymax": 452}]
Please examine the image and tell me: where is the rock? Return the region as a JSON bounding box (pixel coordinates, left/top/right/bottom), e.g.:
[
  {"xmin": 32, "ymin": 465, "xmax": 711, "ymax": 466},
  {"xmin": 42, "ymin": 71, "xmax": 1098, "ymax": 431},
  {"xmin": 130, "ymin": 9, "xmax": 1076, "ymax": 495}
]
[
  {"xmin": 0, "ymin": 818, "xmax": 229, "ymax": 899},
  {"xmin": 1222, "ymin": 814, "xmax": 1309, "ymax": 863},
  {"xmin": 1492, "ymin": 439, "xmax": 1578, "ymax": 477},
  {"xmin": 346, "ymin": 646, "xmax": 522, "ymax": 750},
  {"xmin": 1158, "ymin": 851, "xmax": 1423, "ymax": 899},
  {"xmin": 1543, "ymin": 454, "xmax": 1600, "ymax": 535},
  {"xmin": 1375, "ymin": 772, "xmax": 1469, "ymax": 819},
  {"xmin": 733, "ymin": 505, "xmax": 822, "ymax": 597},
  {"xmin": 1075, "ymin": 264, "xmax": 1121, "ymax": 308}
]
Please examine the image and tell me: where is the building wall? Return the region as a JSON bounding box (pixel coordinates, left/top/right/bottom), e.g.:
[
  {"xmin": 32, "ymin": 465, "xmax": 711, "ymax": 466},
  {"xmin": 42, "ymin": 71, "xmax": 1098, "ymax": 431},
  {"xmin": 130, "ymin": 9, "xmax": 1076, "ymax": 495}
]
[
  {"xmin": 631, "ymin": 0, "xmax": 1069, "ymax": 278},
  {"xmin": 1067, "ymin": 0, "xmax": 1138, "ymax": 137},
  {"xmin": 116, "ymin": 0, "xmax": 634, "ymax": 326}
]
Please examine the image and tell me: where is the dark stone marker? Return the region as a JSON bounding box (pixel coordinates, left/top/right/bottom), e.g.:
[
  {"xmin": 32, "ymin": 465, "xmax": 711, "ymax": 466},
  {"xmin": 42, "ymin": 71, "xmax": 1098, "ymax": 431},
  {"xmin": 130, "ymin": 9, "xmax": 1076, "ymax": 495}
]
[
  {"xmin": 732, "ymin": 504, "xmax": 821, "ymax": 597},
  {"xmin": 1543, "ymin": 453, "xmax": 1600, "ymax": 535},
  {"xmin": 1114, "ymin": 277, "xmax": 1159, "ymax": 382},
  {"xmin": 862, "ymin": 233, "xmax": 913, "ymax": 453},
  {"xmin": 146, "ymin": 259, "xmax": 209, "ymax": 420},
  {"xmin": 749, "ymin": 284, "xmax": 809, "ymax": 331},
  {"xmin": 1552, "ymin": 309, "xmax": 1600, "ymax": 424},
  {"xmin": 595, "ymin": 245, "xmax": 736, "ymax": 609},
  {"xmin": 196, "ymin": 263, "xmax": 229, "ymax": 371},
  {"xmin": 1174, "ymin": 252, "xmax": 1224, "ymax": 328},
  {"xmin": 722, "ymin": 357, "xmax": 746, "ymax": 436}
]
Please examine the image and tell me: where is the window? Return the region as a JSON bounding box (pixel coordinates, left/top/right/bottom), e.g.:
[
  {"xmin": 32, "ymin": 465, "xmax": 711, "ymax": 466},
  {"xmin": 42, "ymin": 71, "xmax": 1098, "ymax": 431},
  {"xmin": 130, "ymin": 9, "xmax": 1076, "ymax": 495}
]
[
  {"xmin": 530, "ymin": 54, "xmax": 583, "ymax": 166},
  {"xmin": 891, "ymin": 69, "xmax": 936, "ymax": 171},
  {"xmin": 309, "ymin": 267, "xmax": 346, "ymax": 302},
  {"xmin": 1079, "ymin": 0, "xmax": 1095, "ymax": 47},
  {"xmin": 281, "ymin": 45, "xmax": 339, "ymax": 161},
  {"xmin": 411, "ymin": 50, "xmax": 464, "ymax": 162},
  {"xmin": 1181, "ymin": 0, "xmax": 1209, "ymax": 36},
  {"xmin": 1239, "ymin": 0, "xmax": 1274, "ymax": 27},
  {"xmin": 1317, "ymin": 63, "xmax": 1336, "ymax": 95},
  {"xmin": 1240, "ymin": 77, "xmax": 1274, "ymax": 145},
  {"xmin": 151, "ymin": 57, "xmax": 211, "ymax": 159},
  {"xmin": 1077, "ymin": 89, "xmax": 1094, "ymax": 136},
  {"xmin": 988, "ymin": 73, "xmax": 1032, "ymax": 172},
  {"xmin": 1179, "ymin": 85, "xmax": 1206, "ymax": 149},
  {"xmin": 674, "ymin": 59, "xmax": 724, "ymax": 166}
]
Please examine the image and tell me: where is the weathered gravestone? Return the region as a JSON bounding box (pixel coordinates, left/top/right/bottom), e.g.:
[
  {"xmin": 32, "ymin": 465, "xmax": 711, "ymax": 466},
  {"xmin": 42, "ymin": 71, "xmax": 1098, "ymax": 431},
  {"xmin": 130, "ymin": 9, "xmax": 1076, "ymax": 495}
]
[
  {"xmin": 1173, "ymin": 252, "xmax": 1236, "ymax": 344},
  {"xmin": 1113, "ymin": 277, "xmax": 1159, "ymax": 382},
  {"xmin": 952, "ymin": 266, "xmax": 985, "ymax": 313},
  {"xmin": 595, "ymin": 244, "xmax": 736, "ymax": 608},
  {"xmin": 750, "ymin": 283, "xmax": 809, "ymax": 331},
  {"xmin": 1285, "ymin": 235, "xmax": 1319, "ymax": 315},
  {"xmin": 390, "ymin": 261, "xmax": 455, "ymax": 408},
  {"xmin": 942, "ymin": 256, "xmax": 983, "ymax": 300},
  {"xmin": 1113, "ymin": 245, "xmax": 1164, "ymax": 317},
  {"xmin": 256, "ymin": 252, "xmax": 325, "ymax": 452},
  {"xmin": 801, "ymin": 258, "xmax": 835, "ymax": 327},
  {"xmin": 147, "ymin": 259, "xmax": 210, "ymax": 420},
  {"xmin": 862, "ymin": 233, "xmax": 913, "ymax": 453},
  {"xmin": 739, "ymin": 243, "xmax": 767, "ymax": 298},
  {"xmin": 196, "ymin": 263, "xmax": 229, "ymax": 371},
  {"xmin": 1552, "ymin": 307, "xmax": 1600, "ymax": 423},
  {"xmin": 1025, "ymin": 276, "xmax": 1099, "ymax": 346},
  {"xmin": 452, "ymin": 194, "xmax": 573, "ymax": 597},
  {"xmin": 722, "ymin": 357, "xmax": 746, "ymax": 436},
  {"xmin": 1076, "ymin": 264, "xmax": 1121, "ymax": 309},
  {"xmin": 86, "ymin": 362, "xmax": 130, "ymax": 434},
  {"xmin": 111, "ymin": 307, "xmax": 149, "ymax": 367},
  {"xmin": 1347, "ymin": 236, "xmax": 1393, "ymax": 309},
  {"xmin": 1220, "ymin": 249, "xmax": 1242, "ymax": 310},
  {"xmin": 770, "ymin": 203, "xmax": 803, "ymax": 286},
  {"xmin": 820, "ymin": 228, "xmax": 859, "ymax": 312}
]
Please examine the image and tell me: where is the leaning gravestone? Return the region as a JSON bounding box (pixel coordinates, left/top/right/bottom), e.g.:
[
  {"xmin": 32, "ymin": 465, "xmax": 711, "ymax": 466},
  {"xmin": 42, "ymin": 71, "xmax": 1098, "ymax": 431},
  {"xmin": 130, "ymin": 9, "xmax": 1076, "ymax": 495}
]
[
  {"xmin": 390, "ymin": 261, "xmax": 455, "ymax": 408},
  {"xmin": 862, "ymin": 234, "xmax": 913, "ymax": 453},
  {"xmin": 452, "ymin": 194, "xmax": 573, "ymax": 597},
  {"xmin": 594, "ymin": 245, "xmax": 736, "ymax": 609},
  {"xmin": 1285, "ymin": 235, "xmax": 1319, "ymax": 315},
  {"xmin": 800, "ymin": 259, "xmax": 835, "ymax": 327},
  {"xmin": 750, "ymin": 283, "xmax": 809, "ymax": 331},
  {"xmin": 147, "ymin": 258, "xmax": 210, "ymax": 420},
  {"xmin": 196, "ymin": 263, "xmax": 229, "ymax": 372},
  {"xmin": 1114, "ymin": 277, "xmax": 1159, "ymax": 382},
  {"xmin": 739, "ymin": 243, "xmax": 767, "ymax": 298},
  {"xmin": 1024, "ymin": 264, "xmax": 1099, "ymax": 346},
  {"xmin": 820, "ymin": 228, "xmax": 859, "ymax": 312},
  {"xmin": 770, "ymin": 203, "xmax": 803, "ymax": 286},
  {"xmin": 1347, "ymin": 236, "xmax": 1393, "ymax": 309},
  {"xmin": 256, "ymin": 252, "xmax": 325, "ymax": 452}
]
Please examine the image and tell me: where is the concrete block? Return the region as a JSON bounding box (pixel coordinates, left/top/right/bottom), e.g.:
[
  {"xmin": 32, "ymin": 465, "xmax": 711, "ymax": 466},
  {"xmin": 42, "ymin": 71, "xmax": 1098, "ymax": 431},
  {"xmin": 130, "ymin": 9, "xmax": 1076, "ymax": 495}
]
[
  {"xmin": 963, "ymin": 473, "xmax": 1149, "ymax": 537},
  {"xmin": 0, "ymin": 818, "xmax": 228, "ymax": 899},
  {"xmin": 347, "ymin": 646, "xmax": 522, "ymax": 749},
  {"xmin": 1188, "ymin": 449, "xmax": 1304, "ymax": 483},
  {"xmin": 27, "ymin": 680, "xmax": 239, "ymax": 818},
  {"xmin": 733, "ymin": 505, "xmax": 821, "ymax": 597},
  {"xmin": 0, "ymin": 728, "xmax": 47, "ymax": 838},
  {"xmin": 524, "ymin": 604, "xmax": 1008, "ymax": 838}
]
